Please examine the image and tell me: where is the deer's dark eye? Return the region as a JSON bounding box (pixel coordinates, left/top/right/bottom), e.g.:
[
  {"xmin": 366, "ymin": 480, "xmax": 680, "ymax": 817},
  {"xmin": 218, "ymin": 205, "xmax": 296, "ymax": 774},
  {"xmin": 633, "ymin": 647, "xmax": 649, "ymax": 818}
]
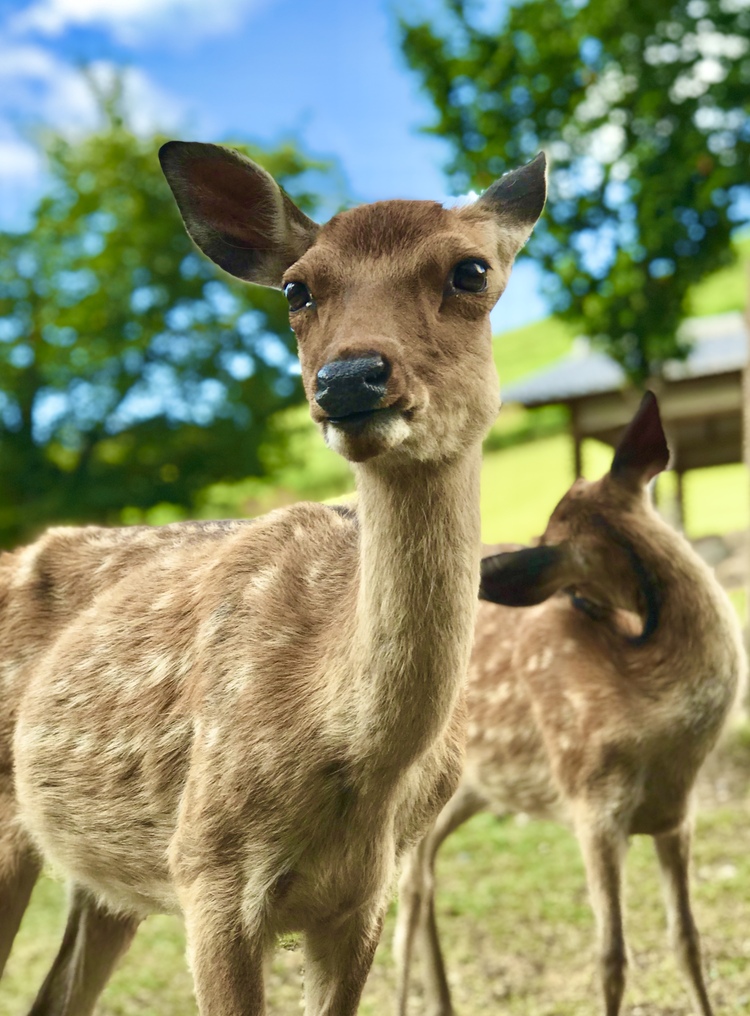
[
  {"xmin": 284, "ymin": 281, "xmax": 313, "ymax": 311},
  {"xmin": 450, "ymin": 259, "xmax": 488, "ymax": 293}
]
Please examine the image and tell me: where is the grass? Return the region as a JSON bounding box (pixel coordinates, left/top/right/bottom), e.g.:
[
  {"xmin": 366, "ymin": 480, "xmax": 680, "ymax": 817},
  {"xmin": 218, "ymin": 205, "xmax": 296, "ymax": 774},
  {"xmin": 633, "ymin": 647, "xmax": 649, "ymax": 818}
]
[{"xmin": 6, "ymin": 751, "xmax": 750, "ymax": 1015}]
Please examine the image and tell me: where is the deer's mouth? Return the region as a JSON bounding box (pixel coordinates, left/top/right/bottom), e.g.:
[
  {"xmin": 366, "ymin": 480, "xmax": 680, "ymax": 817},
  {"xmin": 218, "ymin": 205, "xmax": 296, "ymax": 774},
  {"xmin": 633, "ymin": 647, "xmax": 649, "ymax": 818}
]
[
  {"xmin": 323, "ymin": 406, "xmax": 412, "ymax": 461},
  {"xmin": 327, "ymin": 408, "xmax": 384, "ymax": 431}
]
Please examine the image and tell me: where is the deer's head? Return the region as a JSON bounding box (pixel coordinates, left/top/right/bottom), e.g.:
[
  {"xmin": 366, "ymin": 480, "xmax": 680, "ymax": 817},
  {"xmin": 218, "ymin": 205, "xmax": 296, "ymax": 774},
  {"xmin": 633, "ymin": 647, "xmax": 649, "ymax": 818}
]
[
  {"xmin": 480, "ymin": 392, "xmax": 671, "ymax": 640},
  {"xmin": 159, "ymin": 142, "xmax": 546, "ymax": 464}
]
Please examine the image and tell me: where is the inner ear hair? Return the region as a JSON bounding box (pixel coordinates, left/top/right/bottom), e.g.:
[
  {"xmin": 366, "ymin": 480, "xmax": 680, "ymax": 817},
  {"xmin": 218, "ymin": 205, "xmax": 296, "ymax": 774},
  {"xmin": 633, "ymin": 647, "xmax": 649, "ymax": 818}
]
[{"xmin": 159, "ymin": 141, "xmax": 319, "ymax": 287}]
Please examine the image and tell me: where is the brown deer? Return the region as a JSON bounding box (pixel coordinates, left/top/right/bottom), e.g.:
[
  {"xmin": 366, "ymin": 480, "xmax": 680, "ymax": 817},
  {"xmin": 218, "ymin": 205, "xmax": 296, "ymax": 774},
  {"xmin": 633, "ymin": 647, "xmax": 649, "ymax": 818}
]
[
  {"xmin": 0, "ymin": 143, "xmax": 546, "ymax": 1015},
  {"xmin": 395, "ymin": 392, "xmax": 746, "ymax": 1016}
]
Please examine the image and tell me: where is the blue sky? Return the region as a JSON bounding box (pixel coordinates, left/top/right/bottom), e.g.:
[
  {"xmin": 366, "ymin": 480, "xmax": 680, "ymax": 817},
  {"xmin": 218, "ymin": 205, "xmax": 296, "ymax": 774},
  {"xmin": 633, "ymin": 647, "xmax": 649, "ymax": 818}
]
[{"xmin": 0, "ymin": 0, "xmax": 549, "ymax": 331}]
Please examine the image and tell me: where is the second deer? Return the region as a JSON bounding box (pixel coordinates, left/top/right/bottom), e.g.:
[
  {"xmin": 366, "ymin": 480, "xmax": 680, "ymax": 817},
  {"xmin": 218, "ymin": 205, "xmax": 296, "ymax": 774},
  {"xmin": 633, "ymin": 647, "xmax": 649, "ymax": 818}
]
[{"xmin": 395, "ymin": 392, "xmax": 746, "ymax": 1016}]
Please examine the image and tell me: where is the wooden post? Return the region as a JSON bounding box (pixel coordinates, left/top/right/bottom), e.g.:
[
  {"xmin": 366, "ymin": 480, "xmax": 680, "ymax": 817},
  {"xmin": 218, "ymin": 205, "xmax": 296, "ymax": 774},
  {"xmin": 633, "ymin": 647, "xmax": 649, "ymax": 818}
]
[
  {"xmin": 739, "ymin": 262, "xmax": 743, "ymax": 642},
  {"xmin": 675, "ymin": 469, "xmax": 686, "ymax": 532},
  {"xmin": 570, "ymin": 401, "xmax": 583, "ymax": 479}
]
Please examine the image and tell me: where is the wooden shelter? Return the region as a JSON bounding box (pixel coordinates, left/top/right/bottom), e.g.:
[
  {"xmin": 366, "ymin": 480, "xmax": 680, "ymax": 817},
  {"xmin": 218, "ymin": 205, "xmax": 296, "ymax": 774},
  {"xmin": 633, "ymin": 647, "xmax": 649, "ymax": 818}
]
[{"xmin": 502, "ymin": 312, "xmax": 748, "ymax": 523}]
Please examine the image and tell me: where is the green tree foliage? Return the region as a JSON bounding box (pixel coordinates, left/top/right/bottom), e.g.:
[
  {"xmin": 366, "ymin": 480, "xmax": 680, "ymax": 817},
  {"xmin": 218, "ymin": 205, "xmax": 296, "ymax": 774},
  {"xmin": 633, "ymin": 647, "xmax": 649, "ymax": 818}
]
[
  {"xmin": 0, "ymin": 82, "xmax": 335, "ymax": 547},
  {"xmin": 401, "ymin": 0, "xmax": 750, "ymax": 379}
]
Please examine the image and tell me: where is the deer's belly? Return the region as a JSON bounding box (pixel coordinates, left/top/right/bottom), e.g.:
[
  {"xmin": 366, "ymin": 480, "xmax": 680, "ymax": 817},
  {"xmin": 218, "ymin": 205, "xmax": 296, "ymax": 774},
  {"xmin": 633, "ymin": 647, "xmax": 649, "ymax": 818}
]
[{"xmin": 13, "ymin": 660, "xmax": 191, "ymax": 916}]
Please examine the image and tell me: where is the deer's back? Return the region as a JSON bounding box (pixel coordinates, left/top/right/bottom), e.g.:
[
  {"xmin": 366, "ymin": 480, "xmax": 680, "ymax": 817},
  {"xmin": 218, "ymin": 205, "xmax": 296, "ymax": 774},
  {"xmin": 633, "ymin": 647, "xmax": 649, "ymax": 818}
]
[{"xmin": 464, "ymin": 590, "xmax": 743, "ymax": 833}]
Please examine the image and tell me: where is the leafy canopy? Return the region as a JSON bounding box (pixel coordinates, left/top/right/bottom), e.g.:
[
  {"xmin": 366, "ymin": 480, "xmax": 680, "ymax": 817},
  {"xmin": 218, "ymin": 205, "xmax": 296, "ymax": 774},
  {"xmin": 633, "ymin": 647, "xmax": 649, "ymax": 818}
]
[
  {"xmin": 0, "ymin": 82, "xmax": 336, "ymax": 547},
  {"xmin": 401, "ymin": 0, "xmax": 750, "ymax": 380}
]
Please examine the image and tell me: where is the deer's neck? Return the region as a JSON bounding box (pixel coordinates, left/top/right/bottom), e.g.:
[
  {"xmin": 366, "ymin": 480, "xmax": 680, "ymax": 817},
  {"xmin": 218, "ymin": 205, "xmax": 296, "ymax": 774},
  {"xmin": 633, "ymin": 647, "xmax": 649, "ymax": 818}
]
[
  {"xmin": 624, "ymin": 509, "xmax": 742, "ymax": 678},
  {"xmin": 347, "ymin": 449, "xmax": 482, "ymax": 773}
]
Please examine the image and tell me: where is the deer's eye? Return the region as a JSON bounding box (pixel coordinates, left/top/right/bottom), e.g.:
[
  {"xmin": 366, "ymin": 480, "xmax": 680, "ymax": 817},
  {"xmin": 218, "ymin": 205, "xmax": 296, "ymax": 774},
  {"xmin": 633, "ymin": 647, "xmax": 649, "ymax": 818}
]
[
  {"xmin": 450, "ymin": 259, "xmax": 488, "ymax": 293},
  {"xmin": 284, "ymin": 281, "xmax": 313, "ymax": 311}
]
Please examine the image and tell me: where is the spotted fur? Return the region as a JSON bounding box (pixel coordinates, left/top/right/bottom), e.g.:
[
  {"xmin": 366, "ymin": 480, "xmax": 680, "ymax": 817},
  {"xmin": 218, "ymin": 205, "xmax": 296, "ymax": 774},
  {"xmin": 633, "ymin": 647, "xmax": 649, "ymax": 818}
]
[
  {"xmin": 395, "ymin": 394, "xmax": 746, "ymax": 1016},
  {"xmin": 0, "ymin": 146, "xmax": 547, "ymax": 1015}
]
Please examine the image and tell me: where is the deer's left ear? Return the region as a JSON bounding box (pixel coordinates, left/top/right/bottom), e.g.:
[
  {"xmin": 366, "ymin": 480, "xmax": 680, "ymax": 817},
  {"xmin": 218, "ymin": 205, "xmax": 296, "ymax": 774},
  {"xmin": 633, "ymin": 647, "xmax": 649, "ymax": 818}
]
[
  {"xmin": 474, "ymin": 152, "xmax": 547, "ymax": 259},
  {"xmin": 611, "ymin": 391, "xmax": 670, "ymax": 487},
  {"xmin": 479, "ymin": 544, "xmax": 572, "ymax": 608}
]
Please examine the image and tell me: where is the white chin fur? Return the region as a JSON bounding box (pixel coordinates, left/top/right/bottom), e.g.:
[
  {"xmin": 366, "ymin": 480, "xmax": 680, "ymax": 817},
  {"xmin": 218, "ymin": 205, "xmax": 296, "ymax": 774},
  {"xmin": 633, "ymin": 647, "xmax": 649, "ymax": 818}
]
[{"xmin": 324, "ymin": 412, "xmax": 411, "ymax": 461}]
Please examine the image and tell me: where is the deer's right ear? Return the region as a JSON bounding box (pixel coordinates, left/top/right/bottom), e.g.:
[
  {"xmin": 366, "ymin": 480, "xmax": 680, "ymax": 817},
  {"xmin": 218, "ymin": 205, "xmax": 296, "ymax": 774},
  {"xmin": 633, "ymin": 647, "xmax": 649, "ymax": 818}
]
[
  {"xmin": 610, "ymin": 391, "xmax": 670, "ymax": 487},
  {"xmin": 475, "ymin": 152, "xmax": 547, "ymax": 259},
  {"xmin": 159, "ymin": 141, "xmax": 320, "ymax": 288},
  {"xmin": 479, "ymin": 544, "xmax": 572, "ymax": 608}
]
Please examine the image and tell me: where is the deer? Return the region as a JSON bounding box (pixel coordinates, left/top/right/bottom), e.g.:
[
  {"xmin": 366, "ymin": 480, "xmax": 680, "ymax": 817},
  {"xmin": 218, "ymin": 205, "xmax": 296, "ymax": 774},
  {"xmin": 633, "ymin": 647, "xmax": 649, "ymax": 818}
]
[
  {"xmin": 394, "ymin": 392, "xmax": 746, "ymax": 1016},
  {"xmin": 0, "ymin": 143, "xmax": 547, "ymax": 1015}
]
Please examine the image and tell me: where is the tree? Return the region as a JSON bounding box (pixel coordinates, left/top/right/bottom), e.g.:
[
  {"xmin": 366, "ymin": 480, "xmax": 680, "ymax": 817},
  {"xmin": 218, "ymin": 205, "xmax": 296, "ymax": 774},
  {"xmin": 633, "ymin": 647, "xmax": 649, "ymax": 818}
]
[
  {"xmin": 401, "ymin": 0, "xmax": 750, "ymax": 380},
  {"xmin": 0, "ymin": 78, "xmax": 337, "ymax": 547}
]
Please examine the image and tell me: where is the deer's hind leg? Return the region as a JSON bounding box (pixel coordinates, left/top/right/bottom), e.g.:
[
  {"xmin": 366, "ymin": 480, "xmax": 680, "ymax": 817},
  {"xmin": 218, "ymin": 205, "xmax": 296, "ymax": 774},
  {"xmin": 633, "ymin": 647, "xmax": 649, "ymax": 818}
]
[
  {"xmin": 654, "ymin": 821, "xmax": 714, "ymax": 1016},
  {"xmin": 394, "ymin": 783, "xmax": 486, "ymax": 1016},
  {"xmin": 0, "ymin": 789, "xmax": 41, "ymax": 980},
  {"xmin": 27, "ymin": 885, "xmax": 139, "ymax": 1016}
]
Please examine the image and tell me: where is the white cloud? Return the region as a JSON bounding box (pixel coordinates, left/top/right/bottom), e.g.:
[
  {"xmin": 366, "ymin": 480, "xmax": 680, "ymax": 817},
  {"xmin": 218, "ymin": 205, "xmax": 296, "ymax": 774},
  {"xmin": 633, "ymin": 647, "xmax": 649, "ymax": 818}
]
[
  {"xmin": 0, "ymin": 44, "xmax": 185, "ymax": 228},
  {"xmin": 10, "ymin": 0, "xmax": 274, "ymax": 47},
  {"xmin": 0, "ymin": 44, "xmax": 184, "ymax": 136},
  {"xmin": 0, "ymin": 136, "xmax": 42, "ymax": 179}
]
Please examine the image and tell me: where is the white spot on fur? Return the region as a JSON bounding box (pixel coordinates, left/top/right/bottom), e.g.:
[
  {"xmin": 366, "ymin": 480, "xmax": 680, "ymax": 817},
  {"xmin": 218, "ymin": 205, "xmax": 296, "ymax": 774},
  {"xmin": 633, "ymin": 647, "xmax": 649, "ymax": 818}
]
[
  {"xmin": 73, "ymin": 733, "xmax": 95, "ymax": 755},
  {"xmin": 11, "ymin": 542, "xmax": 44, "ymax": 588},
  {"xmin": 539, "ymin": 647, "xmax": 554, "ymax": 670},
  {"xmin": 490, "ymin": 683, "xmax": 512, "ymax": 704},
  {"xmin": 307, "ymin": 562, "xmax": 324, "ymax": 585},
  {"xmin": 248, "ymin": 567, "xmax": 279, "ymax": 593},
  {"xmin": 205, "ymin": 724, "xmax": 221, "ymax": 749},
  {"xmin": 526, "ymin": 654, "xmax": 539, "ymax": 673},
  {"xmin": 146, "ymin": 654, "xmax": 173, "ymax": 686},
  {"xmin": 562, "ymin": 688, "xmax": 587, "ymax": 713},
  {"xmin": 151, "ymin": 591, "xmax": 175, "ymax": 611},
  {"xmin": 224, "ymin": 664, "xmax": 254, "ymax": 698}
]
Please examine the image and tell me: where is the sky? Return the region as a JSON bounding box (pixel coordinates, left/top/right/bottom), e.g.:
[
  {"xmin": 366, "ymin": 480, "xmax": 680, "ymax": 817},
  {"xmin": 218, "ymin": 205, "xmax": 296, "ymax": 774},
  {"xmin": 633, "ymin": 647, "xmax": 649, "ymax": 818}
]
[{"xmin": 0, "ymin": 0, "xmax": 549, "ymax": 332}]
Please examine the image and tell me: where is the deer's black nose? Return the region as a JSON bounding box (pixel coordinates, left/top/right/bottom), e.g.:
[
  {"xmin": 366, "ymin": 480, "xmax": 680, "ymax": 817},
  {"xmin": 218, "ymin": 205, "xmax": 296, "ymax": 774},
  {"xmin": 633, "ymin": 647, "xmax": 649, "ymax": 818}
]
[{"xmin": 315, "ymin": 355, "xmax": 390, "ymax": 418}]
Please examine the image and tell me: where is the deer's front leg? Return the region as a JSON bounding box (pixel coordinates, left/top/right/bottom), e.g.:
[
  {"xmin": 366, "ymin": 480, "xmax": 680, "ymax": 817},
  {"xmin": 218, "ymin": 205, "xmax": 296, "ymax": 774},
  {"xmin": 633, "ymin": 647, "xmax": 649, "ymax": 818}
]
[
  {"xmin": 180, "ymin": 876, "xmax": 267, "ymax": 1016},
  {"xmin": 303, "ymin": 902, "xmax": 386, "ymax": 1016},
  {"xmin": 574, "ymin": 808, "xmax": 629, "ymax": 1016},
  {"xmin": 654, "ymin": 821, "xmax": 714, "ymax": 1016}
]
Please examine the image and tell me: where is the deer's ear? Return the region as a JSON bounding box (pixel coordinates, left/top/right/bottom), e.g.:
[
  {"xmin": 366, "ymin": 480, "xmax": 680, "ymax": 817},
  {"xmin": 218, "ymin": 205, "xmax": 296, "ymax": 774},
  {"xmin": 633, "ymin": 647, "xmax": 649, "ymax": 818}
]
[
  {"xmin": 611, "ymin": 391, "xmax": 670, "ymax": 486},
  {"xmin": 479, "ymin": 544, "xmax": 572, "ymax": 608},
  {"xmin": 475, "ymin": 152, "xmax": 547, "ymax": 259},
  {"xmin": 159, "ymin": 141, "xmax": 319, "ymax": 288}
]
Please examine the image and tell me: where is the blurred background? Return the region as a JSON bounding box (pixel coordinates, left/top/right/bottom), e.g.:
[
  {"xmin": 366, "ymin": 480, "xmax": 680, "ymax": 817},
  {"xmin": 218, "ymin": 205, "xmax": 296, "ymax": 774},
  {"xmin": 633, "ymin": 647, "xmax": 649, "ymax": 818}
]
[{"xmin": 2, "ymin": 0, "xmax": 750, "ymax": 1013}]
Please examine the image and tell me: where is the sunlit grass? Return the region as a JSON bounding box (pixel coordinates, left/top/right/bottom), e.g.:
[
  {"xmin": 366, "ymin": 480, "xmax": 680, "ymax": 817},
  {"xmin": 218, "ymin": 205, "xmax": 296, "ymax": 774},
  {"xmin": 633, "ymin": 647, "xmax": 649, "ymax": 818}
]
[{"xmin": 7, "ymin": 776, "xmax": 750, "ymax": 1015}]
